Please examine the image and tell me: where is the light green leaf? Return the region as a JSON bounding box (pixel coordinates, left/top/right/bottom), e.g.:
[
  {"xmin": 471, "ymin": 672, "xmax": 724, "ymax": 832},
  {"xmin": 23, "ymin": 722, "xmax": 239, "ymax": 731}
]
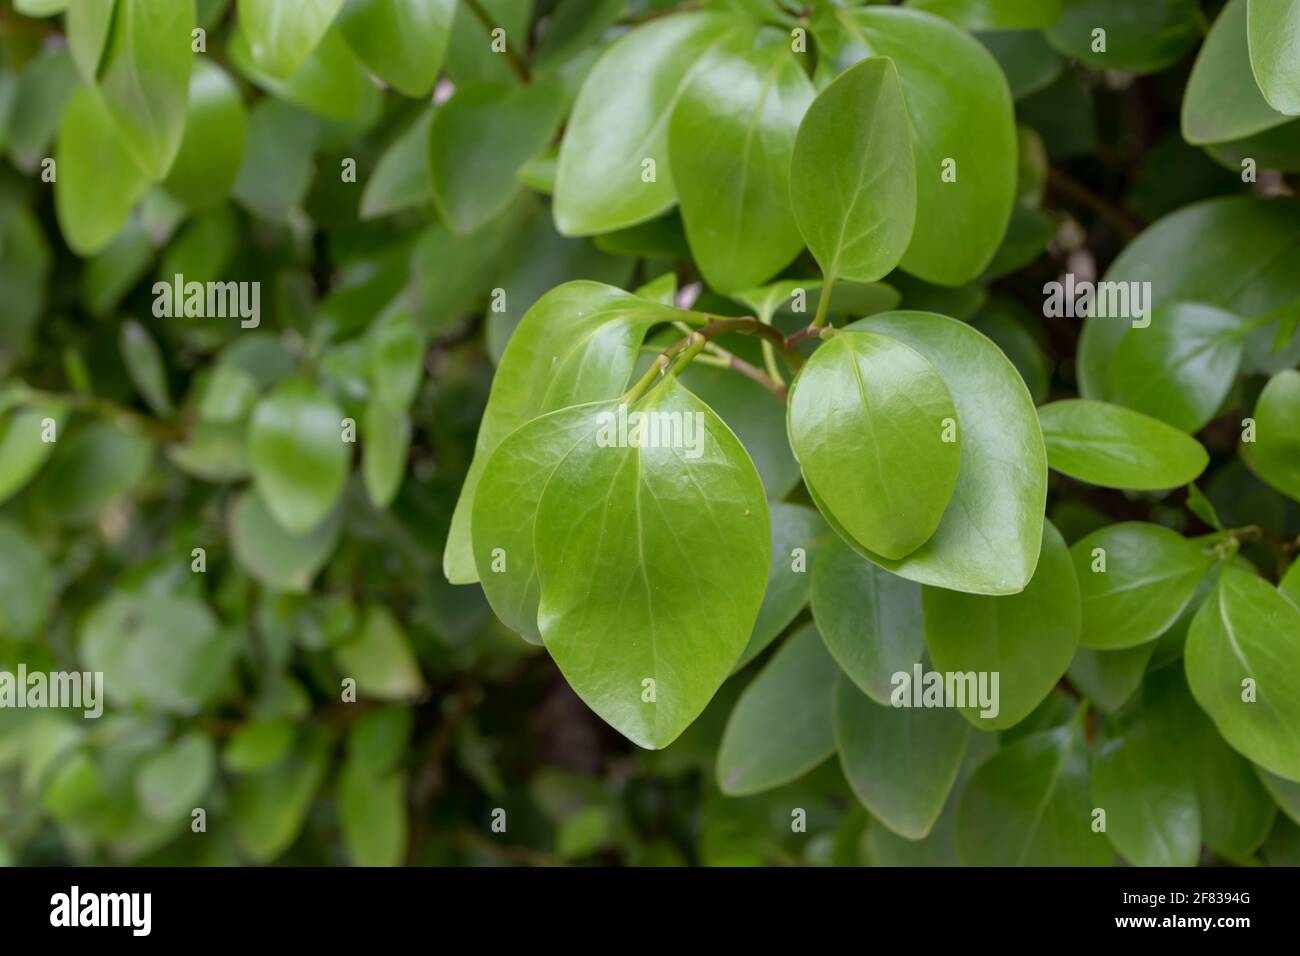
[
  {"xmin": 1245, "ymin": 369, "xmax": 1300, "ymax": 503},
  {"xmin": 1092, "ymin": 725, "xmax": 1200, "ymax": 866},
  {"xmin": 229, "ymin": 25, "xmax": 380, "ymax": 124},
  {"xmin": 1186, "ymin": 567, "xmax": 1300, "ymax": 781},
  {"xmin": 55, "ymin": 86, "xmax": 151, "ymax": 256},
  {"xmin": 1071, "ymin": 522, "xmax": 1216, "ymax": 650},
  {"xmin": 163, "ymin": 60, "xmax": 247, "ymax": 210},
  {"xmin": 367, "ymin": 305, "xmax": 424, "ymax": 409},
  {"xmin": 445, "ymin": 281, "xmax": 701, "ymax": 584},
  {"xmin": 554, "ymin": 12, "xmax": 751, "ymax": 236},
  {"xmin": 0, "ymin": 403, "xmax": 65, "ymax": 504},
  {"xmin": 339, "ymin": 762, "xmax": 408, "ymax": 866},
  {"xmin": 670, "ymin": 30, "xmax": 813, "ymax": 292},
  {"xmin": 789, "ymin": 330, "xmax": 960, "ymax": 560},
  {"xmin": 362, "ymin": 399, "xmax": 409, "ymax": 508},
  {"xmin": 334, "ymin": 605, "xmax": 426, "ymax": 700},
  {"xmin": 534, "ymin": 376, "xmax": 770, "ymax": 749},
  {"xmin": 958, "ymin": 723, "xmax": 1112, "ymax": 865},
  {"xmin": 790, "ymin": 56, "xmax": 914, "ymax": 285},
  {"xmin": 230, "ymin": 488, "xmax": 340, "ymax": 593},
  {"xmin": 1282, "ymin": 558, "xmax": 1300, "ymax": 608},
  {"xmin": 811, "ymin": 534, "xmax": 924, "ymax": 705},
  {"xmin": 1249, "ymin": 0, "xmax": 1300, "ymax": 116},
  {"xmin": 835, "ymin": 671, "xmax": 972, "ymax": 839},
  {"xmin": 66, "ymin": 0, "xmax": 116, "ymax": 83},
  {"xmin": 232, "ymin": 732, "xmax": 330, "ymax": 863},
  {"xmin": 717, "ymin": 625, "xmax": 838, "ymax": 795},
  {"xmin": 136, "ymin": 733, "xmax": 215, "ymax": 821},
  {"xmin": 843, "ymin": 311, "xmax": 1046, "ymax": 595},
  {"xmin": 237, "ymin": 0, "xmax": 345, "ymax": 80},
  {"xmin": 820, "ymin": 6, "xmax": 1017, "ymax": 285},
  {"xmin": 1185, "ymin": 0, "xmax": 1289, "ymax": 144},
  {"xmin": 1038, "ymin": 399, "xmax": 1209, "ymax": 490},
  {"xmin": 249, "ymin": 378, "xmax": 350, "ymax": 534},
  {"xmin": 1104, "ymin": 303, "xmax": 1245, "ymax": 433},
  {"xmin": 1047, "ymin": 0, "xmax": 1204, "ymax": 75},
  {"xmin": 223, "ymin": 719, "xmax": 296, "ymax": 772},
  {"xmin": 923, "ymin": 521, "xmax": 1079, "ymax": 731},
  {"xmin": 338, "ymin": 0, "xmax": 455, "ymax": 97},
  {"xmin": 429, "ymin": 82, "xmax": 565, "ymax": 235}
]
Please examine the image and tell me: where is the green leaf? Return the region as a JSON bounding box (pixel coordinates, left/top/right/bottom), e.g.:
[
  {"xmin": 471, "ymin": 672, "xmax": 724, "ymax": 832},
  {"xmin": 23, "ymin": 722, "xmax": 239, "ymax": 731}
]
[
  {"xmin": 445, "ymin": 281, "xmax": 700, "ymax": 584},
  {"xmin": 907, "ymin": 0, "xmax": 1063, "ymax": 30},
  {"xmin": 232, "ymin": 732, "xmax": 330, "ymax": 863},
  {"xmin": 34, "ymin": 421, "xmax": 153, "ymax": 523},
  {"xmin": 66, "ymin": 0, "xmax": 116, "ymax": 83},
  {"xmin": 1067, "ymin": 643, "xmax": 1155, "ymax": 713},
  {"xmin": 0, "ymin": 403, "xmax": 64, "ymax": 504},
  {"xmin": 1038, "ymin": 399, "xmax": 1209, "ymax": 490},
  {"xmin": 717, "ymin": 624, "xmax": 838, "ymax": 796},
  {"xmin": 249, "ymin": 378, "xmax": 349, "ymax": 534},
  {"xmin": 923, "ymin": 521, "xmax": 1079, "ymax": 731},
  {"xmin": 789, "ymin": 56, "xmax": 914, "ymax": 285},
  {"xmin": 1091, "ymin": 725, "xmax": 1200, "ymax": 866},
  {"xmin": 428, "ymin": 82, "xmax": 565, "ymax": 235},
  {"xmin": 958, "ymin": 723, "xmax": 1112, "ymax": 865},
  {"xmin": 119, "ymin": 320, "xmax": 171, "ymax": 416},
  {"xmin": 223, "ymin": 719, "xmax": 296, "ymax": 772},
  {"xmin": 163, "ymin": 60, "xmax": 247, "ymax": 210},
  {"xmin": 1047, "ymin": 0, "xmax": 1204, "ymax": 75},
  {"xmin": 1247, "ymin": 0, "xmax": 1300, "ymax": 116},
  {"xmin": 0, "ymin": 520, "xmax": 54, "ymax": 641},
  {"xmin": 1071, "ymin": 522, "xmax": 1216, "ymax": 650},
  {"xmin": 229, "ymin": 25, "xmax": 379, "ymax": 124},
  {"xmin": 237, "ymin": 0, "xmax": 345, "ymax": 80},
  {"xmin": 80, "ymin": 592, "xmax": 235, "ymax": 713},
  {"xmin": 346, "ymin": 705, "xmax": 413, "ymax": 775},
  {"xmin": 821, "ymin": 6, "xmax": 1017, "ymax": 285},
  {"xmin": 669, "ymin": 30, "xmax": 813, "ymax": 292},
  {"xmin": 1186, "ymin": 567, "xmax": 1300, "ymax": 781},
  {"xmin": 55, "ymin": 86, "xmax": 151, "ymax": 256},
  {"xmin": 362, "ymin": 399, "xmax": 409, "ymax": 508},
  {"xmin": 339, "ymin": 762, "xmax": 408, "ymax": 866},
  {"xmin": 810, "ymin": 534, "xmax": 924, "ymax": 705},
  {"xmin": 94, "ymin": 0, "xmax": 195, "ymax": 179},
  {"xmin": 1104, "ymin": 303, "xmax": 1245, "ymax": 433},
  {"xmin": 338, "ymin": 0, "xmax": 455, "ymax": 97},
  {"xmin": 1184, "ymin": 0, "xmax": 1289, "ymax": 144},
  {"xmin": 367, "ymin": 305, "xmax": 424, "ymax": 410},
  {"xmin": 1245, "ymin": 369, "xmax": 1300, "ymax": 503},
  {"xmin": 1080, "ymin": 197, "xmax": 1300, "ymax": 398},
  {"xmin": 1282, "ymin": 558, "xmax": 1300, "ymax": 608},
  {"xmin": 534, "ymin": 376, "xmax": 770, "ymax": 749},
  {"xmin": 232, "ymin": 99, "xmax": 320, "ymax": 221},
  {"xmin": 976, "ymin": 30, "xmax": 1063, "ymax": 101},
  {"xmin": 360, "ymin": 108, "xmax": 433, "ymax": 219},
  {"xmin": 444, "ymin": 0, "xmax": 533, "ymax": 86},
  {"xmin": 835, "ymin": 671, "xmax": 973, "ymax": 839},
  {"xmin": 334, "ymin": 604, "xmax": 426, "ymax": 700},
  {"xmin": 735, "ymin": 502, "xmax": 829, "ymax": 670},
  {"xmin": 789, "ymin": 330, "xmax": 960, "ymax": 560},
  {"xmin": 4, "ymin": 48, "xmax": 80, "ymax": 174},
  {"xmin": 229, "ymin": 487, "xmax": 340, "ymax": 592},
  {"xmin": 135, "ymin": 732, "xmax": 215, "ymax": 821},
  {"xmin": 553, "ymin": 12, "xmax": 750, "ymax": 236},
  {"xmin": 843, "ymin": 311, "xmax": 1046, "ymax": 595}
]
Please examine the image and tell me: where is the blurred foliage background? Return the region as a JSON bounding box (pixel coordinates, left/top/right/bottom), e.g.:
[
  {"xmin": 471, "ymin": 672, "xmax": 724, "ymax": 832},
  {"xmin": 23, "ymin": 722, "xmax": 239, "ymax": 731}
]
[{"xmin": 0, "ymin": 0, "xmax": 1298, "ymax": 867}]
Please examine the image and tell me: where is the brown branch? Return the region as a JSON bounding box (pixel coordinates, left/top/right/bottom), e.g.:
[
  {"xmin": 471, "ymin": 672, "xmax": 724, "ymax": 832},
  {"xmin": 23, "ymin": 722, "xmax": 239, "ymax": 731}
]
[
  {"xmin": 462, "ymin": 0, "xmax": 531, "ymax": 82},
  {"xmin": 1047, "ymin": 167, "xmax": 1145, "ymax": 239}
]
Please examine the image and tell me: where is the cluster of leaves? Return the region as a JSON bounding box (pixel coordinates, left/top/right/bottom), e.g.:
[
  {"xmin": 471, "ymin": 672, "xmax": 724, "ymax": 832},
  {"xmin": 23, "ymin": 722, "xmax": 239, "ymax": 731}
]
[{"xmin": 0, "ymin": 0, "xmax": 1298, "ymax": 867}]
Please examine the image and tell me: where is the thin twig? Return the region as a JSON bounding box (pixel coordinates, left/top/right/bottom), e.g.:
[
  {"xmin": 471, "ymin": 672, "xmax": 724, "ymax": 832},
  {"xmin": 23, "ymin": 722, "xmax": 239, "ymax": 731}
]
[{"xmin": 1047, "ymin": 167, "xmax": 1144, "ymax": 239}]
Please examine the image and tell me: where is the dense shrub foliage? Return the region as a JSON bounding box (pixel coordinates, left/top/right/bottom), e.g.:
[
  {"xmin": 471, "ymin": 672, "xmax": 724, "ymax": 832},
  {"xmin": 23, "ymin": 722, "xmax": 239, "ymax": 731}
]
[{"xmin": 0, "ymin": 0, "xmax": 1299, "ymax": 867}]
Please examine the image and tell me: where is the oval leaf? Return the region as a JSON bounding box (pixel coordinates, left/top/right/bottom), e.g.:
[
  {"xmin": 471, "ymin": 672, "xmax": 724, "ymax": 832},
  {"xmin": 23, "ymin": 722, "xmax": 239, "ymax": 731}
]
[{"xmin": 1038, "ymin": 399, "xmax": 1209, "ymax": 490}]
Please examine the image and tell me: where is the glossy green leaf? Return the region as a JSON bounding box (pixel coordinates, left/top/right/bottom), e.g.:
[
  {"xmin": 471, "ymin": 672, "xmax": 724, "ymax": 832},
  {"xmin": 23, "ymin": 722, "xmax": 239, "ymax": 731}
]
[
  {"xmin": 958, "ymin": 723, "xmax": 1112, "ymax": 865},
  {"xmin": 429, "ymin": 82, "xmax": 565, "ymax": 235},
  {"xmin": 923, "ymin": 522, "xmax": 1079, "ymax": 731},
  {"xmin": 717, "ymin": 625, "xmax": 838, "ymax": 796},
  {"xmin": 230, "ymin": 488, "xmax": 341, "ymax": 593},
  {"xmin": 1184, "ymin": 0, "xmax": 1289, "ymax": 144},
  {"xmin": 136, "ymin": 733, "xmax": 215, "ymax": 821},
  {"xmin": 835, "ymin": 672, "xmax": 972, "ymax": 839},
  {"xmin": 670, "ymin": 30, "xmax": 813, "ymax": 291},
  {"xmin": 163, "ymin": 60, "xmax": 247, "ymax": 210},
  {"xmin": 237, "ymin": 0, "xmax": 345, "ymax": 80},
  {"xmin": 1071, "ymin": 522, "xmax": 1216, "ymax": 650},
  {"xmin": 445, "ymin": 281, "xmax": 701, "ymax": 584},
  {"xmin": 1092, "ymin": 725, "xmax": 1200, "ymax": 867},
  {"xmin": 1104, "ymin": 303, "xmax": 1245, "ymax": 433},
  {"xmin": 335, "ymin": 604, "xmax": 426, "ymax": 700},
  {"xmin": 811, "ymin": 534, "xmax": 924, "ymax": 705},
  {"xmin": 338, "ymin": 0, "xmax": 455, "ymax": 97},
  {"xmin": 908, "ymin": 0, "xmax": 1062, "ymax": 30},
  {"xmin": 229, "ymin": 25, "xmax": 379, "ymax": 124},
  {"xmin": 819, "ymin": 6, "xmax": 1017, "ymax": 285},
  {"xmin": 1186, "ymin": 567, "xmax": 1300, "ymax": 781},
  {"xmin": 843, "ymin": 311, "xmax": 1046, "ymax": 595},
  {"xmin": 1245, "ymin": 369, "xmax": 1300, "ymax": 503},
  {"xmin": 339, "ymin": 762, "xmax": 408, "ymax": 866},
  {"xmin": 249, "ymin": 378, "xmax": 350, "ymax": 534},
  {"xmin": 1047, "ymin": 0, "xmax": 1203, "ymax": 75},
  {"xmin": 66, "ymin": 0, "xmax": 116, "ymax": 83},
  {"xmin": 554, "ymin": 12, "xmax": 750, "ymax": 236},
  {"xmin": 362, "ymin": 399, "xmax": 409, "ymax": 508},
  {"xmin": 789, "ymin": 330, "xmax": 960, "ymax": 560},
  {"xmin": 55, "ymin": 86, "xmax": 150, "ymax": 256},
  {"xmin": 789, "ymin": 56, "xmax": 913, "ymax": 285},
  {"xmin": 1038, "ymin": 399, "xmax": 1209, "ymax": 490},
  {"xmin": 534, "ymin": 376, "xmax": 770, "ymax": 749},
  {"xmin": 1247, "ymin": 0, "xmax": 1300, "ymax": 115}
]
